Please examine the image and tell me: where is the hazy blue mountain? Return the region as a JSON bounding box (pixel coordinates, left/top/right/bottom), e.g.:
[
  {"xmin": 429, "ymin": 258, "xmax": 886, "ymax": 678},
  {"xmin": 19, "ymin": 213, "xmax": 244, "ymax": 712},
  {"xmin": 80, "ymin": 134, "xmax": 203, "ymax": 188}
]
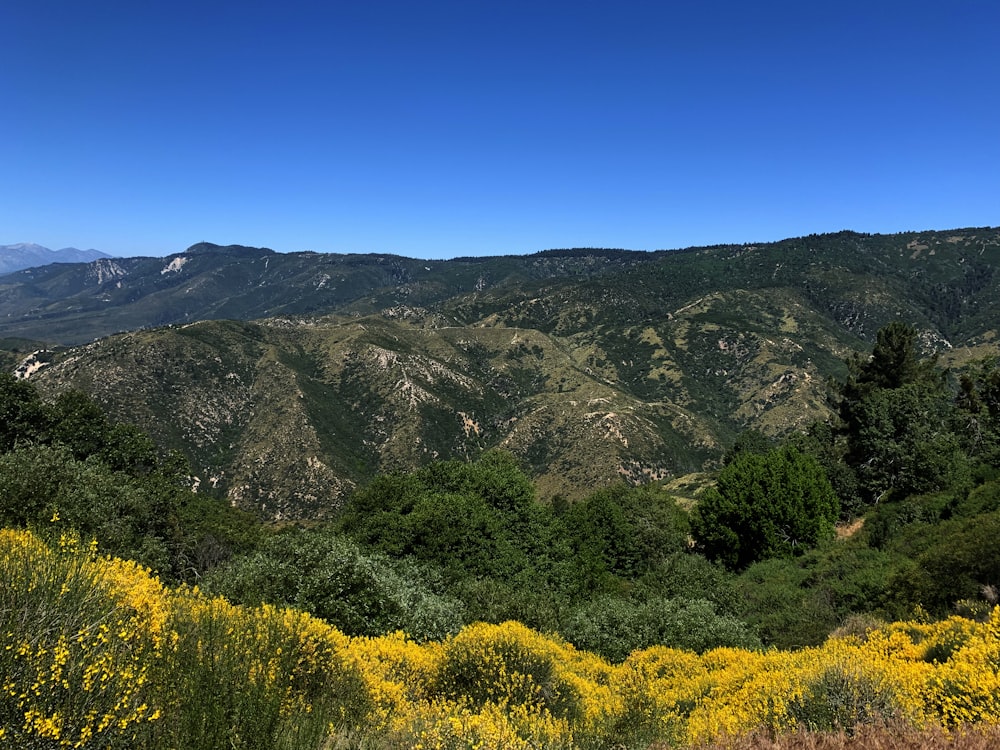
[{"xmin": 0, "ymin": 243, "xmax": 111, "ymax": 275}]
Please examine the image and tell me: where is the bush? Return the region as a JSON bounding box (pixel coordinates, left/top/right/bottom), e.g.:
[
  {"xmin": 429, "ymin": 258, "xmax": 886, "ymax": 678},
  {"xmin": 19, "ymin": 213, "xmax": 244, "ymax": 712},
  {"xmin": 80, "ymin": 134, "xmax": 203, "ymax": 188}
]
[
  {"xmin": 204, "ymin": 528, "xmax": 465, "ymax": 640},
  {"xmin": 0, "ymin": 529, "xmax": 162, "ymax": 748},
  {"xmin": 0, "ymin": 444, "xmax": 175, "ymax": 572},
  {"xmin": 145, "ymin": 593, "xmax": 370, "ymax": 750},
  {"xmin": 899, "ymin": 510, "xmax": 1000, "ymax": 614},
  {"xmin": 733, "ymin": 557, "xmax": 839, "ymax": 648},
  {"xmin": 789, "ymin": 662, "xmax": 902, "ymax": 732},
  {"xmin": 693, "ymin": 446, "xmax": 839, "ymax": 570},
  {"xmin": 565, "ymin": 595, "xmax": 760, "ymax": 662},
  {"xmin": 431, "ymin": 621, "xmax": 583, "ymax": 722},
  {"xmin": 0, "ymin": 528, "xmax": 377, "ymax": 750},
  {"xmin": 636, "ymin": 551, "xmax": 741, "ymax": 614}
]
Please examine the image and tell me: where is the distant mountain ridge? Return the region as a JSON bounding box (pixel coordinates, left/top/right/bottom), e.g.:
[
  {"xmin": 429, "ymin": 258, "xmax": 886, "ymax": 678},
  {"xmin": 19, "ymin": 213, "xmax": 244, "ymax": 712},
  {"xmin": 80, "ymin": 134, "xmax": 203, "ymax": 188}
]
[
  {"xmin": 8, "ymin": 227, "xmax": 1000, "ymax": 518},
  {"xmin": 0, "ymin": 243, "xmax": 110, "ymax": 275},
  {"xmin": 0, "ymin": 241, "xmax": 659, "ymax": 344}
]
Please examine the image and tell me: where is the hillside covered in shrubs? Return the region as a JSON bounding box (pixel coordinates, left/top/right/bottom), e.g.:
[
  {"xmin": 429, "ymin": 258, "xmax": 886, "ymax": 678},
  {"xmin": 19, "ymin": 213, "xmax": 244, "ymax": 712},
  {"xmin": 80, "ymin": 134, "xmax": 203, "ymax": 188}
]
[
  {"xmin": 4, "ymin": 527, "xmax": 1000, "ymax": 748},
  {"xmin": 3, "ymin": 321, "xmax": 1000, "ymax": 746}
]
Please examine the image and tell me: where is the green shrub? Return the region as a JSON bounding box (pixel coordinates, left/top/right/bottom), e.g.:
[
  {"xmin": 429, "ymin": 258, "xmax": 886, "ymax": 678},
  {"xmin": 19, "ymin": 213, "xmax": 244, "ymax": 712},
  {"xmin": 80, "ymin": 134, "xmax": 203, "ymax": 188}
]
[
  {"xmin": 564, "ymin": 595, "xmax": 760, "ymax": 662},
  {"xmin": 204, "ymin": 528, "xmax": 465, "ymax": 640},
  {"xmin": 788, "ymin": 662, "xmax": 901, "ymax": 732}
]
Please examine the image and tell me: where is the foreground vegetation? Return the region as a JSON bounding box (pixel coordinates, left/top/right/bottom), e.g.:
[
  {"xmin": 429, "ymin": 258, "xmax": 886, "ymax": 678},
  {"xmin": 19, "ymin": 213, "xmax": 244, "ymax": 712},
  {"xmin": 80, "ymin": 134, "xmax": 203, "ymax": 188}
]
[
  {"xmin": 4, "ymin": 320, "xmax": 1000, "ymax": 746},
  {"xmin": 3, "ymin": 526, "xmax": 1000, "ymax": 749}
]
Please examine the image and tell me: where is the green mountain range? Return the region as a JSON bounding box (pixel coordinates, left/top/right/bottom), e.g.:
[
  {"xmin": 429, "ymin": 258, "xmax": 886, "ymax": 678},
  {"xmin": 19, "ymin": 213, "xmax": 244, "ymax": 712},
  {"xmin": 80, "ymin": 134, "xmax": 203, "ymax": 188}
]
[{"xmin": 6, "ymin": 226, "xmax": 1000, "ymax": 518}]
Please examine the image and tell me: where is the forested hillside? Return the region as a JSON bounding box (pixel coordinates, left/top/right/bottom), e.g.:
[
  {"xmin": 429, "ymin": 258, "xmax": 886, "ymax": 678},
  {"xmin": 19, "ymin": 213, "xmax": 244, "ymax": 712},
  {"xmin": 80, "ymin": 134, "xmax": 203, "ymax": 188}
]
[
  {"xmin": 3, "ymin": 319, "xmax": 1000, "ymax": 747},
  {"xmin": 4, "ymin": 320, "xmax": 1000, "ymax": 648},
  {"xmin": 13, "ymin": 227, "xmax": 1000, "ymax": 518}
]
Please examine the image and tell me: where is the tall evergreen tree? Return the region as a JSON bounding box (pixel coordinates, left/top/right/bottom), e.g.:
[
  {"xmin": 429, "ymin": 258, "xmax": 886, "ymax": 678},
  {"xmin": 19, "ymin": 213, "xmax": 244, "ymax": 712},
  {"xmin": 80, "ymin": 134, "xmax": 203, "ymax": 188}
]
[{"xmin": 837, "ymin": 322, "xmax": 966, "ymax": 501}]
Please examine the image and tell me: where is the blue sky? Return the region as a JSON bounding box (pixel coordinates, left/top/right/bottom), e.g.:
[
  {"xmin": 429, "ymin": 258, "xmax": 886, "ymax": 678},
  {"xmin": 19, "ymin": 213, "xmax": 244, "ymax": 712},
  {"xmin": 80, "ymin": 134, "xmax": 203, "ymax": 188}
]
[{"xmin": 3, "ymin": 1, "xmax": 998, "ymax": 259}]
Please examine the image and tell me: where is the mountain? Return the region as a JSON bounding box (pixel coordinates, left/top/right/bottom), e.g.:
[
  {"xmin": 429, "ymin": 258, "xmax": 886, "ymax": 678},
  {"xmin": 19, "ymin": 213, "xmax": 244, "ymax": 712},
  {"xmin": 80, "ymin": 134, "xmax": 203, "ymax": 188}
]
[
  {"xmin": 0, "ymin": 242, "xmax": 654, "ymax": 344},
  {"xmin": 0, "ymin": 243, "xmax": 110, "ymax": 275},
  {"xmin": 10, "ymin": 227, "xmax": 1000, "ymax": 518}
]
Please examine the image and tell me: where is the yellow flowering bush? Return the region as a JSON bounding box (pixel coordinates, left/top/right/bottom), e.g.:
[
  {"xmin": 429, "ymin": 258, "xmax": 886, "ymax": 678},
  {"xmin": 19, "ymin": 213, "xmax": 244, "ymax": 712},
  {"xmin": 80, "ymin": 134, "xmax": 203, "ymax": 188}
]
[
  {"xmin": 146, "ymin": 588, "xmax": 371, "ymax": 750},
  {"xmin": 684, "ymin": 647, "xmax": 805, "ymax": 743},
  {"xmin": 607, "ymin": 646, "xmax": 710, "ymax": 746},
  {"xmin": 921, "ymin": 609, "xmax": 1000, "ymax": 727},
  {"xmin": 342, "ymin": 630, "xmax": 444, "ymax": 728},
  {"xmin": 432, "ymin": 622, "xmax": 586, "ymax": 720},
  {"xmin": 0, "ymin": 529, "xmax": 161, "ymax": 748},
  {"xmin": 390, "ymin": 699, "xmax": 574, "ymax": 750},
  {"xmin": 5, "ymin": 526, "xmax": 1000, "ymax": 749},
  {"xmin": 418, "ymin": 621, "xmax": 630, "ymax": 749}
]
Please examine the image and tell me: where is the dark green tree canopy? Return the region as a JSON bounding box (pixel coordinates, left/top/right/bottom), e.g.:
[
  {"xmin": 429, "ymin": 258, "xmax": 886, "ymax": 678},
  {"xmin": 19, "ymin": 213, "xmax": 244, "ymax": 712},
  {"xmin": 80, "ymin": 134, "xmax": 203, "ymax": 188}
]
[
  {"xmin": 561, "ymin": 484, "xmax": 689, "ymax": 581},
  {"xmin": 955, "ymin": 357, "xmax": 1000, "ymax": 466},
  {"xmin": 0, "ymin": 374, "xmax": 166, "ymax": 477},
  {"xmin": 839, "ymin": 321, "xmax": 943, "ymax": 424},
  {"xmin": 859, "ymin": 321, "xmax": 929, "ymax": 390},
  {"xmin": 337, "ymin": 451, "xmax": 541, "ymax": 580},
  {"xmin": 692, "ymin": 445, "xmax": 839, "ymax": 570},
  {"xmin": 0, "ymin": 372, "xmax": 49, "ymax": 452},
  {"xmin": 723, "ymin": 429, "xmax": 776, "ymax": 465},
  {"xmin": 837, "ymin": 322, "xmax": 968, "ymax": 501}
]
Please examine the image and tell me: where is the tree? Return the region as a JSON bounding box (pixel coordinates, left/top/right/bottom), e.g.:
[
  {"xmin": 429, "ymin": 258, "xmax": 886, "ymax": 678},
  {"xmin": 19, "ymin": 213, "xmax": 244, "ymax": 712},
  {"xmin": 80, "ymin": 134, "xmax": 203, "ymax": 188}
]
[
  {"xmin": 48, "ymin": 389, "xmax": 112, "ymax": 460},
  {"xmin": 692, "ymin": 445, "xmax": 839, "ymax": 570},
  {"xmin": 837, "ymin": 322, "xmax": 967, "ymax": 501},
  {"xmin": 849, "ymin": 383, "xmax": 967, "ymax": 499},
  {"xmin": 789, "ymin": 421, "xmax": 863, "ymax": 520},
  {"xmin": 723, "ymin": 429, "xmax": 775, "ymax": 465},
  {"xmin": 561, "ymin": 484, "xmax": 689, "ymax": 584},
  {"xmin": 0, "ymin": 373, "xmax": 48, "ymax": 452},
  {"xmin": 854, "ymin": 321, "xmax": 928, "ymax": 391},
  {"xmin": 954, "ymin": 357, "xmax": 1000, "ymax": 466},
  {"xmin": 337, "ymin": 452, "xmax": 541, "ymax": 581}
]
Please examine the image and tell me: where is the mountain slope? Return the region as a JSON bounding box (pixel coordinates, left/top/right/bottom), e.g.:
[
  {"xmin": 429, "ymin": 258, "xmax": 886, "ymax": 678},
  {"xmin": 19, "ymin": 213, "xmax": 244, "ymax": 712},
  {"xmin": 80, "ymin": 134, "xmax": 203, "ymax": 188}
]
[
  {"xmin": 2, "ymin": 230, "xmax": 998, "ymax": 347},
  {"xmin": 13, "ymin": 227, "xmax": 1000, "ymax": 518},
  {"xmin": 0, "ymin": 243, "xmax": 655, "ymax": 344},
  {"xmin": 18, "ymin": 296, "xmax": 902, "ymax": 517}
]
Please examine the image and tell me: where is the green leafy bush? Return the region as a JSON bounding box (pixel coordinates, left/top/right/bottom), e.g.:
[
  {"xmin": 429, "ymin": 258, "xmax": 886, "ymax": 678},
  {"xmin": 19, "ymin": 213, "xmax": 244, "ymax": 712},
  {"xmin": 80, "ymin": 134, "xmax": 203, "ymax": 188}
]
[
  {"xmin": 693, "ymin": 446, "xmax": 839, "ymax": 570},
  {"xmin": 564, "ymin": 595, "xmax": 761, "ymax": 662},
  {"xmin": 204, "ymin": 528, "xmax": 465, "ymax": 640}
]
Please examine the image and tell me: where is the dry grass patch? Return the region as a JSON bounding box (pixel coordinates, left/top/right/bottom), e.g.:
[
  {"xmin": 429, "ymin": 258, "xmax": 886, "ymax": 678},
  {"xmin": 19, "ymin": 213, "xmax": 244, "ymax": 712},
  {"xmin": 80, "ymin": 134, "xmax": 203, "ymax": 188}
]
[{"xmin": 684, "ymin": 724, "xmax": 1000, "ymax": 750}]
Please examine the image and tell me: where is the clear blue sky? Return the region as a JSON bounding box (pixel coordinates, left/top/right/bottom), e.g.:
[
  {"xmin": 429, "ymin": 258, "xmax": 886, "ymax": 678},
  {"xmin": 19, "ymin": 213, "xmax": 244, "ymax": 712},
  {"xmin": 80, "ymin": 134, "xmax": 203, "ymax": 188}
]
[{"xmin": 3, "ymin": 1, "xmax": 998, "ymax": 259}]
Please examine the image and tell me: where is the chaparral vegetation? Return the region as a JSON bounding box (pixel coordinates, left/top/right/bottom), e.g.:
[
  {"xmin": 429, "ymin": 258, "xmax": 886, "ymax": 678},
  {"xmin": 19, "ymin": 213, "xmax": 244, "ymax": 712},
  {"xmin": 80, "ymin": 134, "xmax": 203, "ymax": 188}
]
[
  {"xmin": 4, "ymin": 248, "xmax": 1000, "ymax": 749},
  {"xmin": 3, "ymin": 526, "xmax": 1000, "ymax": 749}
]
